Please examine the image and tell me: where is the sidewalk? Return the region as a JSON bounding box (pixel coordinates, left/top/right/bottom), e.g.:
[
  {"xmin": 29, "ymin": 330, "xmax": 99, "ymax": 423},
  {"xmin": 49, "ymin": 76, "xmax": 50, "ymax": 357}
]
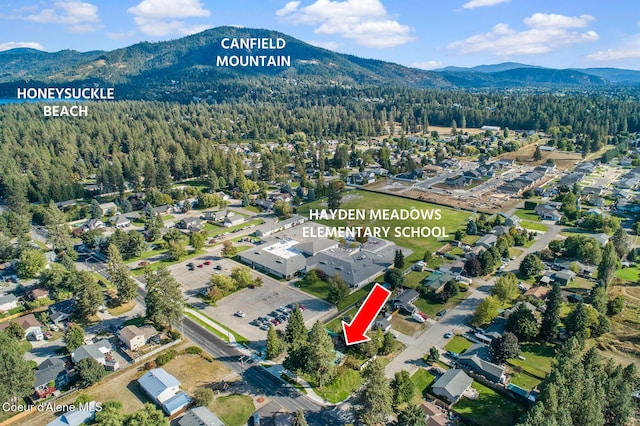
[
  {"xmin": 262, "ymin": 362, "xmax": 329, "ymax": 405},
  {"xmin": 184, "ymin": 307, "xmax": 236, "ymax": 342}
]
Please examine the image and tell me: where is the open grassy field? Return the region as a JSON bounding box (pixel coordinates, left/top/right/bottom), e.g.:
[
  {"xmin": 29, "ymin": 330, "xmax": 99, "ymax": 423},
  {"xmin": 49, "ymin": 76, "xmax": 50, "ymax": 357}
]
[
  {"xmin": 509, "ymin": 370, "xmax": 543, "ymax": 391},
  {"xmin": 498, "ymin": 143, "xmax": 581, "ymax": 171},
  {"xmin": 298, "ymin": 190, "xmax": 471, "ymax": 262},
  {"xmin": 520, "ymin": 220, "xmax": 548, "ymax": 232},
  {"xmin": 455, "ymin": 382, "xmax": 526, "ymax": 426},
  {"xmin": 163, "ymin": 352, "xmax": 233, "ymax": 394},
  {"xmin": 298, "ymin": 279, "xmax": 376, "ymax": 311}
]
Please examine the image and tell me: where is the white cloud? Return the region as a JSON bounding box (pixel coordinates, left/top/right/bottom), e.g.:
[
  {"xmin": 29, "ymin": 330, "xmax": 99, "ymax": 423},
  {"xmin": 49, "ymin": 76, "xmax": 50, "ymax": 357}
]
[
  {"xmin": 462, "ymin": 0, "xmax": 510, "ymax": 9},
  {"xmin": 585, "ymin": 35, "xmax": 640, "ymax": 61},
  {"xmin": 276, "ymin": 0, "xmax": 414, "ymax": 48},
  {"xmin": 448, "ymin": 12, "xmax": 598, "ymax": 56},
  {"xmin": 307, "ymin": 40, "xmax": 342, "ymax": 50},
  {"xmin": 413, "ymin": 60, "xmax": 444, "ymax": 70},
  {"xmin": 21, "ymin": 1, "xmax": 102, "ymax": 33},
  {"xmin": 128, "ymin": 0, "xmax": 211, "ymax": 36},
  {"xmin": 0, "ymin": 41, "xmax": 45, "ymax": 51}
]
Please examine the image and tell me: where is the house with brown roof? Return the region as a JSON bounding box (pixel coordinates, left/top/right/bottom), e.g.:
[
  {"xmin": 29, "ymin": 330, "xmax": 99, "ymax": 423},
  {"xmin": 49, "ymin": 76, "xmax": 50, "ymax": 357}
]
[
  {"xmin": 118, "ymin": 325, "xmax": 157, "ymax": 351},
  {"xmin": 524, "ymin": 286, "xmax": 551, "ymax": 300},
  {"xmin": 0, "ymin": 313, "xmax": 43, "ymax": 340},
  {"xmin": 419, "ymin": 401, "xmax": 450, "ymax": 426},
  {"xmin": 28, "ymin": 288, "xmax": 50, "ymax": 301}
]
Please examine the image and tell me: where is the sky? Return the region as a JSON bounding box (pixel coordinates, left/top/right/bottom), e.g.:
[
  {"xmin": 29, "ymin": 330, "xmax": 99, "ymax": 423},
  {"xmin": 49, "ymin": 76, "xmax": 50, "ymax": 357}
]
[{"xmin": 0, "ymin": 0, "xmax": 639, "ymax": 70}]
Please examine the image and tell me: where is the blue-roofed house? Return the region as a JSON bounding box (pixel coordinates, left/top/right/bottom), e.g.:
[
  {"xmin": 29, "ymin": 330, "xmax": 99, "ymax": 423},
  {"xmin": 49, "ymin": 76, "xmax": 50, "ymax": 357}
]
[
  {"xmin": 138, "ymin": 368, "xmax": 190, "ymax": 417},
  {"xmin": 46, "ymin": 401, "xmax": 99, "ymax": 426}
]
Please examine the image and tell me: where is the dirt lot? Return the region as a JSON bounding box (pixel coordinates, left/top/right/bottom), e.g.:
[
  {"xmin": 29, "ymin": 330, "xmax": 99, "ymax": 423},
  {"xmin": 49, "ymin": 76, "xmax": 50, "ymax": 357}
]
[{"xmin": 498, "ymin": 144, "xmax": 582, "ymax": 171}]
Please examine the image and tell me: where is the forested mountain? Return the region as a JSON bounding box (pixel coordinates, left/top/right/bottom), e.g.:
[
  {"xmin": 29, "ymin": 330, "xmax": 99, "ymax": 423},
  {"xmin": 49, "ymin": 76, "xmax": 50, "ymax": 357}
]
[{"xmin": 0, "ymin": 26, "xmax": 637, "ymax": 102}]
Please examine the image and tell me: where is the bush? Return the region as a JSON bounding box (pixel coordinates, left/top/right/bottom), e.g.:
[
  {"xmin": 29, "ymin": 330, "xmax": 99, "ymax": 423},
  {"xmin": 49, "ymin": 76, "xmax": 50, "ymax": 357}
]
[
  {"xmin": 184, "ymin": 346, "xmax": 203, "ymax": 355},
  {"xmin": 169, "ymin": 329, "xmax": 181, "ymax": 340},
  {"xmin": 155, "ymin": 349, "xmax": 177, "ymax": 366},
  {"xmin": 343, "ymin": 355, "xmax": 362, "ymax": 370},
  {"xmin": 144, "ymin": 360, "xmax": 157, "ymax": 370},
  {"xmin": 193, "ymin": 388, "xmax": 214, "ymax": 407}
]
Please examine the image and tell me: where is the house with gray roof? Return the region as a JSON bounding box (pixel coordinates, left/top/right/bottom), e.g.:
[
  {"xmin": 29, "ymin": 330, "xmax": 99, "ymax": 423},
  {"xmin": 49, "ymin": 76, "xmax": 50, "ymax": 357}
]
[
  {"xmin": 554, "ymin": 270, "xmax": 576, "ymax": 285},
  {"xmin": 71, "ymin": 339, "xmax": 119, "ymax": 370},
  {"xmin": 34, "ymin": 357, "xmax": 69, "ymax": 399},
  {"xmin": 179, "ymin": 407, "xmax": 224, "ymax": 426},
  {"xmin": 0, "ymin": 293, "xmax": 18, "ymax": 312},
  {"xmin": 431, "ymin": 369, "xmax": 473, "ymax": 404},
  {"xmin": 392, "ymin": 289, "xmax": 419, "ymax": 313},
  {"xmin": 475, "ymin": 234, "xmax": 497, "ymax": 250},
  {"xmin": 457, "ymin": 343, "xmax": 506, "ymax": 384},
  {"xmin": 254, "ymin": 215, "xmax": 306, "ymax": 237}
]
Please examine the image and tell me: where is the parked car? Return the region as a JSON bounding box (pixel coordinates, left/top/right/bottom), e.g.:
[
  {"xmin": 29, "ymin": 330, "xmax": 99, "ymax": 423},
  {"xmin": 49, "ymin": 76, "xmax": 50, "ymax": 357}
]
[
  {"xmin": 444, "ymin": 332, "xmax": 453, "ymax": 339},
  {"xmin": 215, "ymin": 265, "xmax": 223, "ymax": 270},
  {"xmin": 197, "ymin": 264, "xmax": 204, "ymax": 268},
  {"xmin": 259, "ymin": 324, "xmax": 269, "ymax": 330},
  {"xmin": 44, "ymin": 331, "xmax": 53, "ymax": 340},
  {"xmin": 437, "ymin": 309, "xmax": 447, "ymax": 317},
  {"xmin": 204, "ymin": 261, "xmax": 211, "ymax": 265},
  {"xmin": 234, "ymin": 311, "xmax": 245, "ymax": 318}
]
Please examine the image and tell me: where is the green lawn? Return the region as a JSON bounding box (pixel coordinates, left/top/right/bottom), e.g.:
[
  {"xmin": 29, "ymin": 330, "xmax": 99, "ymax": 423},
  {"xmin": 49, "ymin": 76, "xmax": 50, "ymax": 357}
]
[
  {"xmin": 206, "ymin": 219, "xmax": 264, "ymax": 238},
  {"xmin": 444, "ymin": 335, "xmax": 473, "ymax": 354},
  {"xmin": 566, "ymin": 277, "xmax": 596, "ymax": 290},
  {"xmin": 455, "ymin": 382, "xmax": 526, "ymax": 426},
  {"xmin": 403, "ymin": 271, "xmax": 430, "ymax": 289},
  {"xmin": 325, "ymin": 306, "xmax": 359, "ymax": 334},
  {"xmin": 130, "ymin": 249, "xmax": 205, "ymax": 276},
  {"xmin": 509, "ymin": 248, "xmax": 524, "ymax": 258},
  {"xmin": 514, "ymin": 209, "xmax": 542, "ymax": 222},
  {"xmin": 298, "ymin": 190, "xmax": 471, "ymax": 262},
  {"xmin": 210, "ymin": 394, "xmax": 255, "ymax": 426},
  {"xmin": 305, "ymin": 366, "xmax": 364, "ymax": 403},
  {"xmin": 411, "ymin": 368, "xmax": 435, "ymax": 402},
  {"xmin": 617, "ymin": 267, "xmax": 640, "ymax": 283},
  {"xmin": 298, "ymin": 279, "xmax": 375, "ymax": 311},
  {"xmin": 185, "ymin": 309, "xmax": 249, "ymax": 345},
  {"xmin": 520, "ymin": 220, "xmax": 548, "ymax": 232},
  {"xmin": 509, "ymin": 370, "xmax": 543, "ymax": 391},
  {"xmin": 413, "ymin": 291, "xmax": 469, "ymax": 317},
  {"xmin": 507, "ymin": 342, "xmax": 555, "ymax": 380}
]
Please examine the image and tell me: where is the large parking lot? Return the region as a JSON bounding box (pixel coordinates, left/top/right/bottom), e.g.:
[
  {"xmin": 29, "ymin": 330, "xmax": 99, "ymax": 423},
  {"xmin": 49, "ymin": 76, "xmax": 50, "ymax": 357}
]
[{"xmin": 169, "ymin": 251, "xmax": 335, "ymax": 344}]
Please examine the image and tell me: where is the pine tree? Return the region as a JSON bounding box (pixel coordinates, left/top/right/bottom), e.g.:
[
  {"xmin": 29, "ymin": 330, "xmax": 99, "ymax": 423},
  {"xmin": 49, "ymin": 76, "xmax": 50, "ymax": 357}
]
[
  {"xmin": 540, "ymin": 283, "xmax": 562, "ymax": 341},
  {"xmin": 611, "ymin": 227, "xmax": 630, "ymax": 258},
  {"xmin": 0, "ymin": 333, "xmax": 35, "ymax": 403},
  {"xmin": 391, "ymin": 370, "xmax": 415, "ymax": 407},
  {"xmin": 394, "ymin": 249, "xmax": 405, "ymax": 268},
  {"xmin": 533, "ymin": 145, "xmax": 542, "ymax": 161},
  {"xmin": 75, "ymin": 271, "xmax": 103, "ymax": 321},
  {"xmin": 291, "ymin": 410, "xmax": 308, "ymax": 426},
  {"xmin": 597, "ymin": 242, "xmax": 620, "ymax": 287},
  {"xmin": 90, "ymin": 199, "xmax": 103, "ymax": 219},
  {"xmin": 144, "ymin": 266, "xmax": 183, "ymax": 329},
  {"xmin": 266, "ymin": 324, "xmax": 284, "ymax": 360},
  {"xmin": 107, "ymin": 244, "xmax": 137, "ymax": 304},
  {"xmin": 397, "ymin": 403, "xmax": 427, "ymax": 426},
  {"xmin": 354, "ymin": 359, "xmax": 392, "ymax": 425},
  {"xmin": 305, "ymin": 321, "xmax": 336, "ymax": 387}
]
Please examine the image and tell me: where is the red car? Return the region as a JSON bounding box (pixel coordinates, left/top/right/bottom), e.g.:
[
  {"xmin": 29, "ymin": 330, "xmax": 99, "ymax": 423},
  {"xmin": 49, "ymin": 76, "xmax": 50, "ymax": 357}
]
[
  {"xmin": 197, "ymin": 264, "xmax": 204, "ymax": 268},
  {"xmin": 204, "ymin": 261, "xmax": 211, "ymax": 265}
]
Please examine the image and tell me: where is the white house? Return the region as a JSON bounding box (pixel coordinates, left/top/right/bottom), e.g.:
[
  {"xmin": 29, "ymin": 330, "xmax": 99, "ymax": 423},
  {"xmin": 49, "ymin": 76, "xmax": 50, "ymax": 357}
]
[
  {"xmin": 118, "ymin": 325, "xmax": 156, "ymax": 351},
  {"xmin": 0, "ymin": 293, "xmax": 18, "ymax": 312},
  {"xmin": 0, "ymin": 313, "xmax": 43, "ymax": 340},
  {"xmin": 138, "ymin": 368, "xmax": 191, "ymax": 416},
  {"xmin": 223, "ymin": 216, "xmax": 244, "ymax": 228}
]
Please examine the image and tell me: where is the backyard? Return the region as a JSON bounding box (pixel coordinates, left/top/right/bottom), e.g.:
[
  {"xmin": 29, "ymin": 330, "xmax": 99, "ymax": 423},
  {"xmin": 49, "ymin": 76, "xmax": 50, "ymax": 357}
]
[{"xmin": 455, "ymin": 382, "xmax": 526, "ymax": 426}]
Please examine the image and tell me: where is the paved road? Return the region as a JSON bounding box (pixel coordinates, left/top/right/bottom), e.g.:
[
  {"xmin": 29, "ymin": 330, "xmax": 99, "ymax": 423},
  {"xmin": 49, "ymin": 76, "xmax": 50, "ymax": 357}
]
[
  {"xmin": 385, "ymin": 219, "xmax": 564, "ymax": 379},
  {"xmin": 183, "ymin": 318, "xmax": 346, "ymax": 426}
]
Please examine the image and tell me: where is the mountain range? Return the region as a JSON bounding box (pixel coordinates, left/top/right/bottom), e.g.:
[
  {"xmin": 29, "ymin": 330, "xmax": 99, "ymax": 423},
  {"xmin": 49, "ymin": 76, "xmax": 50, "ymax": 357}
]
[{"xmin": 0, "ymin": 26, "xmax": 638, "ymax": 101}]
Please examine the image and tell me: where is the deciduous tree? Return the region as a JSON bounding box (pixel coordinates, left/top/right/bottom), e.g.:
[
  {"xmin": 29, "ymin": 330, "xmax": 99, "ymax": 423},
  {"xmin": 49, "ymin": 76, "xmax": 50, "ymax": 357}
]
[
  {"xmin": 76, "ymin": 357, "xmax": 105, "ymax": 387},
  {"xmin": 391, "ymin": 370, "xmax": 415, "ymax": 407},
  {"xmin": 65, "ymin": 323, "xmax": 85, "ymax": 352}
]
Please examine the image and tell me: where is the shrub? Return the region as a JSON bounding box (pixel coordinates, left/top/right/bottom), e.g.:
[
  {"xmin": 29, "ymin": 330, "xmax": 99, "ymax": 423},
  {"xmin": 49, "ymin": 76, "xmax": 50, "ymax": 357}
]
[
  {"xmin": 184, "ymin": 346, "xmax": 203, "ymax": 355},
  {"xmin": 169, "ymin": 329, "xmax": 181, "ymax": 340},
  {"xmin": 155, "ymin": 349, "xmax": 177, "ymax": 366}
]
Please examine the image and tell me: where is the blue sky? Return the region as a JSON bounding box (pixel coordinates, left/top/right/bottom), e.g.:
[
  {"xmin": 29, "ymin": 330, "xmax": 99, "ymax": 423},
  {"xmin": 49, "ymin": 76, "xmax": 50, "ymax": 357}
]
[{"xmin": 0, "ymin": 0, "xmax": 639, "ymax": 70}]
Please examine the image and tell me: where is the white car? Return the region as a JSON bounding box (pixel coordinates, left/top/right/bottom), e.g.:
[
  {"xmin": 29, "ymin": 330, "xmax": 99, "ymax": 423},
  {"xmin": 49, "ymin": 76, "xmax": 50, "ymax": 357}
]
[{"xmin": 234, "ymin": 311, "xmax": 245, "ymax": 318}]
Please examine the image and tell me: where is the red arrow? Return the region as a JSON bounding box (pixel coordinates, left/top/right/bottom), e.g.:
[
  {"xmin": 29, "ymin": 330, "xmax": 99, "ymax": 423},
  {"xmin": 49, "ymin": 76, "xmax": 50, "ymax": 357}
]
[{"xmin": 342, "ymin": 283, "xmax": 392, "ymax": 345}]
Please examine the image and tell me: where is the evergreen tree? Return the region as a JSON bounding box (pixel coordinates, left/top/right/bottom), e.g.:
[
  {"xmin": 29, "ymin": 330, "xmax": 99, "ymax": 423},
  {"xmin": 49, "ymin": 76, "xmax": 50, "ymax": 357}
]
[
  {"xmin": 394, "ymin": 249, "xmax": 405, "ymax": 268},
  {"xmin": 506, "ymin": 304, "xmax": 539, "ymax": 341},
  {"xmin": 611, "ymin": 227, "xmax": 630, "ymax": 258},
  {"xmin": 0, "ymin": 333, "xmax": 35, "ymax": 403},
  {"xmin": 491, "ymin": 332, "xmax": 520, "ymax": 363},
  {"xmin": 354, "ymin": 359, "xmax": 392, "ymax": 426},
  {"xmin": 327, "ymin": 181, "xmax": 344, "ymax": 211},
  {"xmin": 76, "ymin": 357, "xmax": 105, "ymax": 387},
  {"xmin": 305, "ymin": 321, "xmax": 336, "ymax": 387},
  {"xmin": 427, "ymin": 346, "xmax": 440, "ymax": 363},
  {"xmin": 90, "ymin": 199, "xmax": 103, "ymax": 219},
  {"xmin": 397, "ymin": 403, "xmax": 427, "ymax": 426},
  {"xmin": 144, "ymin": 266, "xmax": 183, "ymax": 329},
  {"xmin": 466, "ymin": 220, "xmax": 477, "ymax": 235},
  {"xmin": 565, "ymin": 302, "xmax": 590, "ymax": 340},
  {"xmin": 533, "ymin": 145, "xmax": 543, "ymax": 161},
  {"xmin": 75, "ymin": 271, "xmax": 103, "ymax": 320},
  {"xmin": 519, "ymin": 253, "xmax": 544, "ymax": 278},
  {"xmin": 598, "ymin": 242, "xmax": 620, "ymax": 287},
  {"xmin": 107, "ymin": 244, "xmax": 138, "ymax": 304},
  {"xmin": 540, "ymin": 283, "xmax": 562, "ymax": 341},
  {"xmin": 266, "ymin": 324, "xmax": 284, "ymax": 360},
  {"xmin": 590, "ymin": 285, "xmax": 607, "ymax": 314},
  {"xmin": 327, "ymin": 274, "xmax": 349, "ymax": 305},
  {"xmin": 44, "ymin": 201, "xmax": 73, "ymax": 253},
  {"xmin": 94, "ymin": 400, "xmax": 125, "ymax": 426},
  {"xmin": 391, "ymin": 370, "xmax": 415, "ymax": 407}
]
